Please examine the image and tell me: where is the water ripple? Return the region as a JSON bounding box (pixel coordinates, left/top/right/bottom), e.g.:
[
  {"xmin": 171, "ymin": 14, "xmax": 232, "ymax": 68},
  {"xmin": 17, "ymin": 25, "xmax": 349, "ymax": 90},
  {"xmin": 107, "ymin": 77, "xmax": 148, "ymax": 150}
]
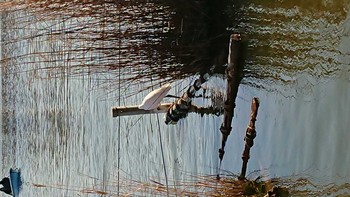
[{"xmin": 233, "ymin": 1, "xmax": 350, "ymax": 95}]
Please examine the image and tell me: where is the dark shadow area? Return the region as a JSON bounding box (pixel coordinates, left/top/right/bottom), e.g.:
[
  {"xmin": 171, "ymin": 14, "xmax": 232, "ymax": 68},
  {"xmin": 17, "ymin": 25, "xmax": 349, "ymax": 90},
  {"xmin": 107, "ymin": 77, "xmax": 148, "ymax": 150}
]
[
  {"xmin": 0, "ymin": 0, "xmax": 241, "ymax": 76},
  {"xmin": 159, "ymin": 0, "xmax": 233, "ymax": 75},
  {"xmin": 0, "ymin": 0, "xmax": 250, "ymax": 97}
]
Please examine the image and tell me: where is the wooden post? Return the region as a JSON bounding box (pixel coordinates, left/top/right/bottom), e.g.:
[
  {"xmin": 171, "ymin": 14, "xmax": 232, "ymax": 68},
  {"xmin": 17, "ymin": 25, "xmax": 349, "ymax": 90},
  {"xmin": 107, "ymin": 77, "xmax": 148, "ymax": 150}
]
[
  {"xmin": 112, "ymin": 103, "xmax": 172, "ymax": 117},
  {"xmin": 239, "ymin": 97, "xmax": 259, "ymax": 180},
  {"xmin": 112, "ymin": 103, "xmax": 223, "ymax": 117},
  {"xmin": 218, "ymin": 33, "xmax": 245, "ymax": 178}
]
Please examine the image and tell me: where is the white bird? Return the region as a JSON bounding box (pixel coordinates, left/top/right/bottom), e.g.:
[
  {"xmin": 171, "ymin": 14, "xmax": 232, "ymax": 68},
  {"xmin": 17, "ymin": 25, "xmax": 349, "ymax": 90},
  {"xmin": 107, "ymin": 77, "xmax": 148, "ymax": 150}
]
[{"xmin": 138, "ymin": 83, "xmax": 171, "ymax": 110}]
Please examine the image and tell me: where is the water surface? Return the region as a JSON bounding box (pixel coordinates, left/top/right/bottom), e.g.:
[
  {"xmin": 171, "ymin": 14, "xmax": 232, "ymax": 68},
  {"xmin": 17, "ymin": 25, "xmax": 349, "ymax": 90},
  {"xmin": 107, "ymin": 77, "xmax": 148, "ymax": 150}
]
[{"xmin": 1, "ymin": 0, "xmax": 350, "ymax": 196}]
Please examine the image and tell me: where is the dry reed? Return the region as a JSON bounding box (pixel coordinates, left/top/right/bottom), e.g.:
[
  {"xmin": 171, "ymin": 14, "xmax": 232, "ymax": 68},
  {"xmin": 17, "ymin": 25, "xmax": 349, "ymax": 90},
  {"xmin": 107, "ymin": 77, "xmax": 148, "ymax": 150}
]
[
  {"xmin": 1, "ymin": 0, "xmax": 227, "ymax": 98},
  {"xmin": 29, "ymin": 172, "xmax": 350, "ymax": 196}
]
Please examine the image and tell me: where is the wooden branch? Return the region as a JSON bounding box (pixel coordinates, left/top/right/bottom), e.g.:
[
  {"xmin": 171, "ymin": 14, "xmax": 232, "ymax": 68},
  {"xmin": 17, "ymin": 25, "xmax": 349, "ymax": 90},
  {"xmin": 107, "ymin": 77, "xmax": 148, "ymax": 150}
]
[
  {"xmin": 112, "ymin": 103, "xmax": 223, "ymax": 117},
  {"xmin": 112, "ymin": 103, "xmax": 172, "ymax": 117}
]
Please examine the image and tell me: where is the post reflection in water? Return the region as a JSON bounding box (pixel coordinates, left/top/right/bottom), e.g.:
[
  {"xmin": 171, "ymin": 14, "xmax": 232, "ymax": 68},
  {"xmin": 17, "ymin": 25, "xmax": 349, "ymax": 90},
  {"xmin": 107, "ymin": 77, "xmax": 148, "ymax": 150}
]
[{"xmin": 0, "ymin": 0, "xmax": 350, "ymax": 196}]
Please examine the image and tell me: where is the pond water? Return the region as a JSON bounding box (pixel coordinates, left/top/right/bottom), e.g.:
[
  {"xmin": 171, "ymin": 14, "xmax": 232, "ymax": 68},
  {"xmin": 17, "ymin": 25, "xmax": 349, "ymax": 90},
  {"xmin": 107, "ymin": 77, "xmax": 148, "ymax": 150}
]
[{"xmin": 1, "ymin": 0, "xmax": 350, "ymax": 196}]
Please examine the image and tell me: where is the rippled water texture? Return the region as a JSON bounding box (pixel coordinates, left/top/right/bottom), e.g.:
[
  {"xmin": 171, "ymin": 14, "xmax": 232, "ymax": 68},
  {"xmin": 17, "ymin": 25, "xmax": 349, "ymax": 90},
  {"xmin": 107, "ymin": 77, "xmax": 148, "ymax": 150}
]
[
  {"xmin": 236, "ymin": 0, "xmax": 350, "ymax": 94},
  {"xmin": 0, "ymin": 0, "xmax": 350, "ymax": 196}
]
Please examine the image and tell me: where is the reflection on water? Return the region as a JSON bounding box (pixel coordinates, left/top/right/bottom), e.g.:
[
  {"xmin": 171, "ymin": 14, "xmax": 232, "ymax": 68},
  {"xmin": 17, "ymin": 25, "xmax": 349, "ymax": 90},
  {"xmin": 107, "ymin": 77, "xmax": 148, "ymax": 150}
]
[{"xmin": 1, "ymin": 0, "xmax": 350, "ymax": 196}]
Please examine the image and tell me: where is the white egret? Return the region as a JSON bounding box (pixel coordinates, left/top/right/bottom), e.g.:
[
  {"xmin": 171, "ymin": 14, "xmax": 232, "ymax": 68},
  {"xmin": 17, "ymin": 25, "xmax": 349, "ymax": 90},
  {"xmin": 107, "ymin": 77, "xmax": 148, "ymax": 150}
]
[{"xmin": 138, "ymin": 83, "xmax": 171, "ymax": 110}]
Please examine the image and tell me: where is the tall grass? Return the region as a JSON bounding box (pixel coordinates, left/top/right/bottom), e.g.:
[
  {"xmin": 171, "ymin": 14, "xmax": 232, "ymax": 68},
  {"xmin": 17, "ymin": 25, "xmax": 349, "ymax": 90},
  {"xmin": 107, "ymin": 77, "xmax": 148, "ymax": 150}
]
[
  {"xmin": 0, "ymin": 0, "xmax": 232, "ymax": 98},
  {"xmin": 95, "ymin": 174, "xmax": 349, "ymax": 196},
  {"xmin": 29, "ymin": 172, "xmax": 350, "ymax": 196}
]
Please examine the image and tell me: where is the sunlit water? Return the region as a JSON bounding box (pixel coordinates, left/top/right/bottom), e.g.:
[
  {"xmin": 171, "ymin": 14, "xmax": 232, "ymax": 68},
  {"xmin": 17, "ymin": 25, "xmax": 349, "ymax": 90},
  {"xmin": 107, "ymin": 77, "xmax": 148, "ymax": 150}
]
[{"xmin": 1, "ymin": 0, "xmax": 350, "ymax": 196}]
